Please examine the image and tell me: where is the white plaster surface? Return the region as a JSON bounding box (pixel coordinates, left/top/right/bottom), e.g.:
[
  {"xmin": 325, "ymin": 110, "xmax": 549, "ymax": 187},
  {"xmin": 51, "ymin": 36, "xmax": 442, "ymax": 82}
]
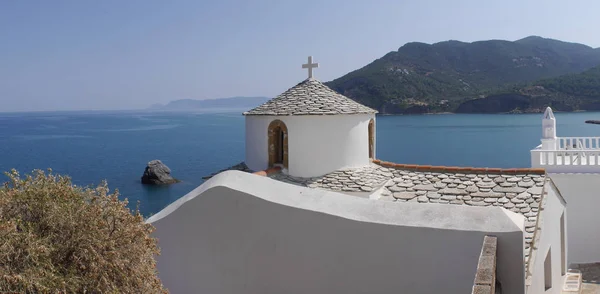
[
  {"xmin": 527, "ymin": 181, "xmax": 567, "ymax": 294},
  {"xmin": 148, "ymin": 171, "xmax": 526, "ymax": 294},
  {"xmin": 245, "ymin": 114, "xmax": 375, "ymax": 177},
  {"xmin": 549, "ymin": 173, "xmax": 600, "ymax": 265}
]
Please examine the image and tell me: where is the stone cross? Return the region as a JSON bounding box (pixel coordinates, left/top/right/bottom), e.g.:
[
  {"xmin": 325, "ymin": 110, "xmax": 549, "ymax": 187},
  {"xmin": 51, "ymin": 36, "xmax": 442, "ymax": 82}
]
[{"xmin": 302, "ymin": 56, "xmax": 319, "ymax": 79}]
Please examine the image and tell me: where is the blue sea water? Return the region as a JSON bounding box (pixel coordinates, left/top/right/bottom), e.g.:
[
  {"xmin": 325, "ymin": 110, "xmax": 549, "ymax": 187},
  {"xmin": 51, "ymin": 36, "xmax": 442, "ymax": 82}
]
[{"xmin": 0, "ymin": 110, "xmax": 598, "ymax": 216}]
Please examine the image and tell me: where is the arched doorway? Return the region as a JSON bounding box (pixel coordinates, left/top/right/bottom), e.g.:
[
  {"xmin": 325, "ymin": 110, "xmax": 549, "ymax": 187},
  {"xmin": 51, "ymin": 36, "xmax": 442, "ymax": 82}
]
[
  {"xmin": 368, "ymin": 119, "xmax": 375, "ymax": 159},
  {"xmin": 268, "ymin": 120, "xmax": 288, "ymax": 168}
]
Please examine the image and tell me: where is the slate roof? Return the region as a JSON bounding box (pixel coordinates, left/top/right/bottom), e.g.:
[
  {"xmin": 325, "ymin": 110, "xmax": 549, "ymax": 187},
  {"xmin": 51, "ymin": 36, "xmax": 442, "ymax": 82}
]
[
  {"xmin": 243, "ymin": 78, "xmax": 378, "ymax": 116},
  {"xmin": 268, "ymin": 161, "xmax": 548, "ymax": 271}
]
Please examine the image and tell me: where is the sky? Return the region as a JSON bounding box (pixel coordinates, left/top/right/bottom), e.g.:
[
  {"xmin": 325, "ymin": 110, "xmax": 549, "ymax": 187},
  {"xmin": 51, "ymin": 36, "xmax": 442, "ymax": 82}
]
[{"xmin": 1, "ymin": 0, "xmax": 599, "ymax": 112}]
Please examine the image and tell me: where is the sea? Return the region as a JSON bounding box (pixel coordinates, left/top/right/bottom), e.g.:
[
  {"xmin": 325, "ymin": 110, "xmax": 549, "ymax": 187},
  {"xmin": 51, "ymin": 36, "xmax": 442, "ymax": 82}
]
[{"xmin": 1, "ymin": 110, "xmax": 598, "ymax": 216}]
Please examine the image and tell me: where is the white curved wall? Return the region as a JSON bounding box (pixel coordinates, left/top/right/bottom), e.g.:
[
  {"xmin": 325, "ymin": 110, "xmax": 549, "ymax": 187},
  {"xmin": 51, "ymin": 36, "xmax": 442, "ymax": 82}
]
[
  {"xmin": 245, "ymin": 114, "xmax": 375, "ymax": 177},
  {"xmin": 148, "ymin": 171, "xmax": 526, "ymax": 294}
]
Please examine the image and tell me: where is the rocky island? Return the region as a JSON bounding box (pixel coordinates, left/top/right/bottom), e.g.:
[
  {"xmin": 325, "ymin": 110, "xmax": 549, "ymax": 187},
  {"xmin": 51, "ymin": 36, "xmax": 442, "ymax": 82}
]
[
  {"xmin": 202, "ymin": 162, "xmax": 252, "ymax": 180},
  {"xmin": 141, "ymin": 160, "xmax": 180, "ymax": 185}
]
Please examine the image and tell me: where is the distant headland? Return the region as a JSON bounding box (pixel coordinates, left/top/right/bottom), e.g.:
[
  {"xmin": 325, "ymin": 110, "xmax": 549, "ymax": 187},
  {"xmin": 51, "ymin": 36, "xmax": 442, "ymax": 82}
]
[{"xmin": 148, "ymin": 96, "xmax": 269, "ymax": 112}]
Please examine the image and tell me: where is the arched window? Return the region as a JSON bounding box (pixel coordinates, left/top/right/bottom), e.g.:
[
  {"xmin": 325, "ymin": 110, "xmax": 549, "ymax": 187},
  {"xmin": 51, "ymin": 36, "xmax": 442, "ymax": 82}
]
[
  {"xmin": 268, "ymin": 120, "xmax": 288, "ymax": 168},
  {"xmin": 368, "ymin": 119, "xmax": 375, "ymax": 159}
]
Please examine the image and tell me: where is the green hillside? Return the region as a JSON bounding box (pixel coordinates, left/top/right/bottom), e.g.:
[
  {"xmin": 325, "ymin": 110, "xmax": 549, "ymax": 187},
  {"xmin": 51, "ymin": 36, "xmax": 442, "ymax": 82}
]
[
  {"xmin": 325, "ymin": 36, "xmax": 600, "ymax": 114},
  {"xmin": 456, "ymin": 65, "xmax": 600, "ymax": 113}
]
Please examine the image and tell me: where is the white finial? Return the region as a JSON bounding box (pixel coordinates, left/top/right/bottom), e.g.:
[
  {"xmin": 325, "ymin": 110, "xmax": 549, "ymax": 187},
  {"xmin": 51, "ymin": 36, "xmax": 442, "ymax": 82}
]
[
  {"xmin": 543, "ymin": 106, "xmax": 555, "ymax": 120},
  {"xmin": 542, "ymin": 106, "xmax": 557, "ymax": 140},
  {"xmin": 302, "ymin": 56, "xmax": 319, "ymax": 79}
]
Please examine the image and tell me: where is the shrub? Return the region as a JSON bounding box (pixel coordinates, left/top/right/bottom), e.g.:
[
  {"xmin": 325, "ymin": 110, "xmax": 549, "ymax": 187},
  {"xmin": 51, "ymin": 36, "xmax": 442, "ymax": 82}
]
[{"xmin": 0, "ymin": 169, "xmax": 167, "ymax": 293}]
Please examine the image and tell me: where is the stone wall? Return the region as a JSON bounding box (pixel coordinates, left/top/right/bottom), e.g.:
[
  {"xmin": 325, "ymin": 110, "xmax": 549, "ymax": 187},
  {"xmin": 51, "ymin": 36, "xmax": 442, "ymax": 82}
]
[{"xmin": 472, "ymin": 236, "xmax": 498, "ymax": 294}]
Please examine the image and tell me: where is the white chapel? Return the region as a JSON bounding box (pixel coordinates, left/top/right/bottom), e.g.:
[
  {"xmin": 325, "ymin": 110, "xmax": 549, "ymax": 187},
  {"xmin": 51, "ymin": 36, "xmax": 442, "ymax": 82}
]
[
  {"xmin": 146, "ymin": 57, "xmax": 600, "ymax": 294},
  {"xmin": 243, "ymin": 56, "xmax": 378, "ymax": 177}
]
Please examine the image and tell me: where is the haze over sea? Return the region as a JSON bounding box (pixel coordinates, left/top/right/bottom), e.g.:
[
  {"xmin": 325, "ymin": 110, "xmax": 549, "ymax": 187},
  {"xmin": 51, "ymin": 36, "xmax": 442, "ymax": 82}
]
[{"xmin": 1, "ymin": 110, "xmax": 598, "ymax": 216}]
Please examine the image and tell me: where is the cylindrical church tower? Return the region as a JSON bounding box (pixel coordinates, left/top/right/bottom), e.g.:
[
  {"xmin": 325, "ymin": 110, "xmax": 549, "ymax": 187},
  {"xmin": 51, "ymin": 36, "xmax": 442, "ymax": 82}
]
[{"xmin": 243, "ymin": 57, "xmax": 378, "ymax": 178}]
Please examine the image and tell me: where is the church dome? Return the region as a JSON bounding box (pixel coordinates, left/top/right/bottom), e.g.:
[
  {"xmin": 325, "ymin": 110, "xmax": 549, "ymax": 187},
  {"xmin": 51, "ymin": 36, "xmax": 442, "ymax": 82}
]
[{"xmin": 243, "ymin": 78, "xmax": 377, "ymax": 116}]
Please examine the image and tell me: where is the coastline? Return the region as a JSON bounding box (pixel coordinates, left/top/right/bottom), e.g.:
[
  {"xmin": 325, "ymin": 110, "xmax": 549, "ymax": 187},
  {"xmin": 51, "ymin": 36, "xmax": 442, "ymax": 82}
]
[
  {"xmin": 377, "ymin": 109, "xmax": 600, "ymax": 116},
  {"xmin": 3, "ymin": 108, "xmax": 600, "ymax": 117}
]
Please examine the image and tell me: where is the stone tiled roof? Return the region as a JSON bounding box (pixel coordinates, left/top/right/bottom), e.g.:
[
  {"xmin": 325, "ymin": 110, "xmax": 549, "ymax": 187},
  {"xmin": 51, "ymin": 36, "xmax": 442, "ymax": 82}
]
[
  {"xmin": 268, "ymin": 160, "xmax": 547, "ymax": 270},
  {"xmin": 243, "ymin": 78, "xmax": 378, "ymax": 116}
]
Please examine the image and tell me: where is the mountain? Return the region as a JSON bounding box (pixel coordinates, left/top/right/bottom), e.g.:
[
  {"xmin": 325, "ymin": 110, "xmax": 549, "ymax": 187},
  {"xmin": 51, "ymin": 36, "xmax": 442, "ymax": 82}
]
[
  {"xmin": 149, "ymin": 96, "xmax": 270, "ymax": 111},
  {"xmin": 325, "ymin": 36, "xmax": 600, "ymax": 114},
  {"xmin": 456, "ymin": 65, "xmax": 600, "ymax": 113}
]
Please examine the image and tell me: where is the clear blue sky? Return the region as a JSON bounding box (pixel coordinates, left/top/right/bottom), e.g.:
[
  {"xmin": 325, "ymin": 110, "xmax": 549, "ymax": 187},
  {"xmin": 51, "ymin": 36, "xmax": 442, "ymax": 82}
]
[{"xmin": 1, "ymin": 0, "xmax": 599, "ymax": 112}]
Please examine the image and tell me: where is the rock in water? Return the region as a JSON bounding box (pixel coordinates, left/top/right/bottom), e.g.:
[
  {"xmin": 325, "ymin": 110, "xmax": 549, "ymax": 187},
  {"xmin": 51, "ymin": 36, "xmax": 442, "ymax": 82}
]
[
  {"xmin": 202, "ymin": 162, "xmax": 252, "ymax": 180},
  {"xmin": 141, "ymin": 160, "xmax": 180, "ymax": 185},
  {"xmin": 585, "ymin": 120, "xmax": 600, "ymax": 125}
]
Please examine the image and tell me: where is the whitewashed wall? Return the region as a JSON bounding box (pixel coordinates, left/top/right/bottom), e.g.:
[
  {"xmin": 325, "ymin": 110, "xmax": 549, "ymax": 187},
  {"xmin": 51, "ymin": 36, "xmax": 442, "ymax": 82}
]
[
  {"xmin": 245, "ymin": 114, "xmax": 374, "ymax": 177},
  {"xmin": 244, "ymin": 115, "xmax": 269, "ymax": 171},
  {"xmin": 147, "ymin": 171, "xmax": 526, "ymax": 294},
  {"xmin": 549, "ymin": 174, "xmax": 600, "ymax": 264},
  {"xmin": 527, "ymin": 181, "xmax": 567, "ymax": 294}
]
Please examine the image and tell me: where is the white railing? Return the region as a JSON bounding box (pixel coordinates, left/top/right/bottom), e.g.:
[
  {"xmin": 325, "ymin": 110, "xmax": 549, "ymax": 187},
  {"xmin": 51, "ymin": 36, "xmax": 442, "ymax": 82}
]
[
  {"xmin": 531, "ymin": 150, "xmax": 600, "ymax": 166},
  {"xmin": 531, "ymin": 138, "xmax": 600, "ymax": 172},
  {"xmin": 557, "ymin": 137, "xmax": 600, "ymax": 150}
]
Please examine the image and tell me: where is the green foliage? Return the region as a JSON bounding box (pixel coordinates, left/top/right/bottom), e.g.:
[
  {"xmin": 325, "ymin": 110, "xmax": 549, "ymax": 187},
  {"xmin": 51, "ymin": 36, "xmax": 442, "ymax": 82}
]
[
  {"xmin": 0, "ymin": 169, "xmax": 167, "ymax": 293},
  {"xmin": 453, "ymin": 65, "xmax": 600, "ymax": 113},
  {"xmin": 325, "ymin": 36, "xmax": 600, "ymax": 114},
  {"xmin": 536, "ymin": 66, "xmax": 600, "ymax": 97}
]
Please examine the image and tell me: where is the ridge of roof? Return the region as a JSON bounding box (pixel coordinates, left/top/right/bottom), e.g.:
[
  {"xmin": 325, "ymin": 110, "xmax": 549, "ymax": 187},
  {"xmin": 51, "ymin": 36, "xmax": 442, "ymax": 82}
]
[
  {"xmin": 243, "ymin": 78, "xmax": 378, "ymax": 116},
  {"xmin": 372, "ymin": 159, "xmax": 546, "ymax": 175}
]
